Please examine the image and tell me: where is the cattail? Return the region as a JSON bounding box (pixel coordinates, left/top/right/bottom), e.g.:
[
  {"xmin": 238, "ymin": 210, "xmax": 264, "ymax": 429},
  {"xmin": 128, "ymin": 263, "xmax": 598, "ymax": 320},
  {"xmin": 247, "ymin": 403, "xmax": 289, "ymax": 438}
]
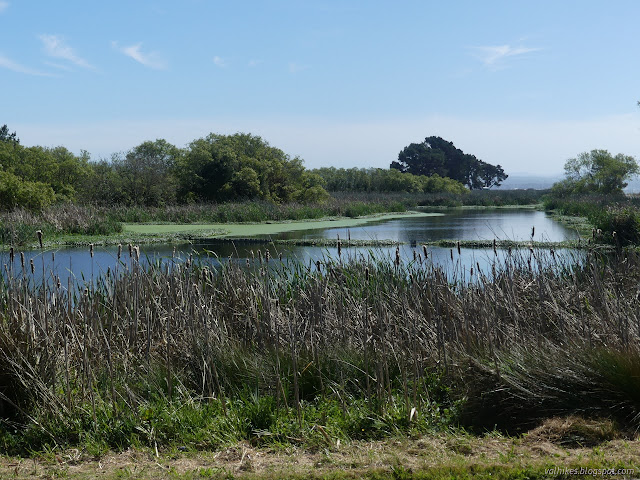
[
  {"xmin": 413, "ymin": 250, "xmax": 417, "ymax": 261},
  {"xmin": 265, "ymin": 250, "xmax": 270, "ymax": 263},
  {"xmin": 128, "ymin": 243, "xmax": 133, "ymax": 257},
  {"xmin": 395, "ymin": 246, "xmax": 400, "ymax": 266},
  {"xmin": 337, "ymin": 235, "xmax": 342, "ymax": 258},
  {"xmin": 493, "ymin": 238, "xmax": 497, "ymax": 255},
  {"xmin": 134, "ymin": 246, "xmax": 140, "ymax": 262},
  {"xmin": 51, "ymin": 251, "xmax": 55, "ymax": 262},
  {"xmin": 89, "ymin": 243, "xmax": 94, "ymax": 258},
  {"xmin": 592, "ymin": 228, "xmax": 596, "ymax": 239},
  {"xmin": 117, "ymin": 244, "xmax": 122, "ymax": 260},
  {"xmin": 36, "ymin": 230, "xmax": 43, "ymax": 248},
  {"xmin": 531, "ymin": 226, "xmax": 535, "ymax": 238},
  {"xmin": 9, "ymin": 247, "xmax": 13, "ymax": 263},
  {"xmin": 56, "ymin": 276, "xmax": 61, "ymax": 289},
  {"xmin": 365, "ymin": 266, "xmax": 370, "ymax": 281},
  {"xmin": 470, "ymin": 266, "xmax": 474, "ymax": 277},
  {"xmin": 279, "ymin": 252, "xmax": 283, "ymax": 262},
  {"xmin": 316, "ymin": 260, "xmax": 321, "ymax": 272},
  {"xmin": 450, "ymin": 249, "xmax": 453, "ymax": 261},
  {"xmin": 508, "ymin": 246, "xmax": 512, "ymax": 256},
  {"xmin": 30, "ymin": 258, "xmax": 34, "ymax": 274},
  {"xmin": 457, "ymin": 240, "xmax": 461, "ymax": 256},
  {"xmin": 20, "ymin": 252, "xmax": 25, "ymax": 269},
  {"xmin": 422, "ymin": 245, "xmax": 428, "ymax": 259}
]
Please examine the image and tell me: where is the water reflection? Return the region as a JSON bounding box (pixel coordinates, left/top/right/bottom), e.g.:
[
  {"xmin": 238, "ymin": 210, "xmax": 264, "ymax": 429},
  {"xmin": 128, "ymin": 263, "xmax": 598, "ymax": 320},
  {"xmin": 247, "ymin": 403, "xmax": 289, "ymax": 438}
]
[{"xmin": 266, "ymin": 209, "xmax": 579, "ymax": 243}]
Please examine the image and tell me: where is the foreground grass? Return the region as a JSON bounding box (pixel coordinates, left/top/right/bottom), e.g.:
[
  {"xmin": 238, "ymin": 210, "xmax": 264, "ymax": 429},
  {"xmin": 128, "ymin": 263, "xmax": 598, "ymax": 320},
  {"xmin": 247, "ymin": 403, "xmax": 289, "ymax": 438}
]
[{"xmin": 2, "ymin": 421, "xmax": 638, "ymax": 479}]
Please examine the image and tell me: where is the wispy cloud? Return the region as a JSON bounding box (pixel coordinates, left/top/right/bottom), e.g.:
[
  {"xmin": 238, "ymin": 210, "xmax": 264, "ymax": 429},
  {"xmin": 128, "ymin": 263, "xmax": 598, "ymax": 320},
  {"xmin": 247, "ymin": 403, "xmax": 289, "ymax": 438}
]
[
  {"xmin": 248, "ymin": 59, "xmax": 263, "ymax": 67},
  {"xmin": 471, "ymin": 44, "xmax": 540, "ymax": 69},
  {"xmin": 213, "ymin": 56, "xmax": 226, "ymax": 68},
  {"xmin": 0, "ymin": 54, "xmax": 54, "ymax": 76},
  {"xmin": 39, "ymin": 34, "xmax": 94, "ymax": 69},
  {"xmin": 114, "ymin": 41, "xmax": 167, "ymax": 70},
  {"xmin": 0, "ymin": 2, "xmax": 8, "ymax": 13}
]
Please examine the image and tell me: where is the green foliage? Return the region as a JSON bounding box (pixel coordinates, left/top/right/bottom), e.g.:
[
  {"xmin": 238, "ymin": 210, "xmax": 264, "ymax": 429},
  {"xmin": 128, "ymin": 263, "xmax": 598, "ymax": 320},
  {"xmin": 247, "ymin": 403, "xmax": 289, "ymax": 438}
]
[
  {"xmin": 552, "ymin": 149, "xmax": 639, "ymax": 196},
  {"xmin": 543, "ymin": 194, "xmax": 640, "ymax": 245},
  {"xmin": 0, "ymin": 170, "xmax": 55, "ymax": 211},
  {"xmin": 177, "ymin": 133, "xmax": 328, "ymax": 204},
  {"xmin": 392, "ymin": 136, "xmax": 507, "ymax": 189},
  {"xmin": 313, "ymin": 167, "xmax": 468, "ymax": 194},
  {"xmin": 0, "ymin": 124, "xmax": 19, "ymax": 145}
]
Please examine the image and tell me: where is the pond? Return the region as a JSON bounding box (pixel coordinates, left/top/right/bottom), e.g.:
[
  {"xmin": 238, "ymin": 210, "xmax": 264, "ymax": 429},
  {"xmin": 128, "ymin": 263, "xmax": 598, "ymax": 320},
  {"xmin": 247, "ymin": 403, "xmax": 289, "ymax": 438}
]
[{"xmin": 2, "ymin": 209, "xmax": 581, "ymax": 287}]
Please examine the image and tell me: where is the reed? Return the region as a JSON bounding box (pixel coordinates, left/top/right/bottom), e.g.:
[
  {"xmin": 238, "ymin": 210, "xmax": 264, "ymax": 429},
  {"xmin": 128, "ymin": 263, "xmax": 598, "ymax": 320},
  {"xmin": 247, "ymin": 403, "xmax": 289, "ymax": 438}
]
[{"xmin": 0, "ymin": 242, "xmax": 639, "ymax": 454}]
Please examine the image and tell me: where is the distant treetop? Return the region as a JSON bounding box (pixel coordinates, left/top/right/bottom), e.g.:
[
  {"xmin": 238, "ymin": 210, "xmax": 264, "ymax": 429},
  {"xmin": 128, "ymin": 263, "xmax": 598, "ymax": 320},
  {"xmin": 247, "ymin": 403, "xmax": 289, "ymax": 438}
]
[{"xmin": 391, "ymin": 136, "xmax": 507, "ymax": 189}]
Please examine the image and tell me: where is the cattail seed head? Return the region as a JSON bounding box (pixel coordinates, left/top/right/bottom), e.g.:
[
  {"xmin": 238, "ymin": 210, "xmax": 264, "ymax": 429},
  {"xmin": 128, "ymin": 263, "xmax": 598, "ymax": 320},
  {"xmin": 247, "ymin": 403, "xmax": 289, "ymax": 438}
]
[
  {"xmin": 531, "ymin": 226, "xmax": 535, "ymax": 238},
  {"xmin": 422, "ymin": 245, "xmax": 428, "ymax": 259},
  {"xmin": 457, "ymin": 240, "xmax": 461, "ymax": 256},
  {"xmin": 493, "ymin": 238, "xmax": 497, "ymax": 255},
  {"xmin": 395, "ymin": 246, "xmax": 400, "ymax": 266},
  {"xmin": 9, "ymin": 247, "xmax": 13, "ymax": 263},
  {"xmin": 30, "ymin": 258, "xmax": 34, "ymax": 274},
  {"xmin": 117, "ymin": 244, "xmax": 122, "ymax": 260},
  {"xmin": 316, "ymin": 260, "xmax": 321, "ymax": 272},
  {"xmin": 36, "ymin": 230, "xmax": 43, "ymax": 248},
  {"xmin": 450, "ymin": 249, "xmax": 453, "ymax": 261},
  {"xmin": 89, "ymin": 243, "xmax": 94, "ymax": 258},
  {"xmin": 20, "ymin": 252, "xmax": 25, "ymax": 269},
  {"xmin": 365, "ymin": 266, "xmax": 370, "ymax": 281},
  {"xmin": 128, "ymin": 243, "xmax": 133, "ymax": 257},
  {"xmin": 51, "ymin": 251, "xmax": 55, "ymax": 262}
]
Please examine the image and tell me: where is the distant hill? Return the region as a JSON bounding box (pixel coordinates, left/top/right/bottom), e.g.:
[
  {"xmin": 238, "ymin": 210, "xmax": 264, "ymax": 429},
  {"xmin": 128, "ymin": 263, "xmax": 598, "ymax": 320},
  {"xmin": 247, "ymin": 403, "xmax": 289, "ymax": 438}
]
[
  {"xmin": 492, "ymin": 173, "xmax": 640, "ymax": 193},
  {"xmin": 493, "ymin": 174, "xmax": 561, "ymax": 190}
]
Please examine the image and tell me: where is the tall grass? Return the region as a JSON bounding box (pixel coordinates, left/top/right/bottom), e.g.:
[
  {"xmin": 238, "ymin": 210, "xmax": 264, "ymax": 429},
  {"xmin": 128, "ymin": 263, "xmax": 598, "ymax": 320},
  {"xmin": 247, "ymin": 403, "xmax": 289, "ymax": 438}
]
[
  {"xmin": 0, "ymin": 243, "xmax": 639, "ymax": 454},
  {"xmin": 544, "ymin": 193, "xmax": 640, "ymax": 245}
]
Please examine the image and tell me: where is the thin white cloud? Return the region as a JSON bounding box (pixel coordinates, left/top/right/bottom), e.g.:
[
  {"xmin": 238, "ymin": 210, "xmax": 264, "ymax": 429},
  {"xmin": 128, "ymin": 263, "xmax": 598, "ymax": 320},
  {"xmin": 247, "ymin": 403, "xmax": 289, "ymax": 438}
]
[
  {"xmin": 44, "ymin": 61, "xmax": 74, "ymax": 72},
  {"xmin": 0, "ymin": 54, "xmax": 54, "ymax": 76},
  {"xmin": 114, "ymin": 42, "xmax": 167, "ymax": 70},
  {"xmin": 248, "ymin": 59, "xmax": 263, "ymax": 67},
  {"xmin": 471, "ymin": 44, "xmax": 540, "ymax": 69},
  {"xmin": 213, "ymin": 56, "xmax": 226, "ymax": 68},
  {"xmin": 0, "ymin": 2, "xmax": 8, "ymax": 13},
  {"xmin": 39, "ymin": 34, "xmax": 94, "ymax": 69}
]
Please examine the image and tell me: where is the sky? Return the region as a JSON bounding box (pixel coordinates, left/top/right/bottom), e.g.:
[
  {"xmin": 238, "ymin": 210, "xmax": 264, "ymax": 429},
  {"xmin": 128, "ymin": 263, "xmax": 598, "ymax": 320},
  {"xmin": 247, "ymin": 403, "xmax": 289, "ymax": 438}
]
[{"xmin": 1, "ymin": 0, "xmax": 639, "ymax": 176}]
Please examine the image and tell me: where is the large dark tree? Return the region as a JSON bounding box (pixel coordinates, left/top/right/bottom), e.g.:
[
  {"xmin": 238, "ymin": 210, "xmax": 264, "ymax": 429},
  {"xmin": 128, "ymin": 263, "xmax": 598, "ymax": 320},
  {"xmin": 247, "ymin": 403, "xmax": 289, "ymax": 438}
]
[
  {"xmin": 0, "ymin": 124, "xmax": 19, "ymax": 145},
  {"xmin": 391, "ymin": 136, "xmax": 507, "ymax": 189}
]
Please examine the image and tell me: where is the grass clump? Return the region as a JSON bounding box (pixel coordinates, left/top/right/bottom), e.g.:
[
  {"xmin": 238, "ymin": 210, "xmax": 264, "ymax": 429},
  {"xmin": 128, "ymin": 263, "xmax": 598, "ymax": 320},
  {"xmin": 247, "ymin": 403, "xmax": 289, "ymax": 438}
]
[{"xmin": 1, "ymin": 242, "xmax": 640, "ymax": 456}]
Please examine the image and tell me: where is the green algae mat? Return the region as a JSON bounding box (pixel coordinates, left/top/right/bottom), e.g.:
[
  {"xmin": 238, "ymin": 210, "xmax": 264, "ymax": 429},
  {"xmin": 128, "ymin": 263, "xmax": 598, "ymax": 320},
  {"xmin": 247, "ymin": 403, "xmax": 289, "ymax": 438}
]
[{"xmin": 122, "ymin": 211, "xmax": 441, "ymax": 238}]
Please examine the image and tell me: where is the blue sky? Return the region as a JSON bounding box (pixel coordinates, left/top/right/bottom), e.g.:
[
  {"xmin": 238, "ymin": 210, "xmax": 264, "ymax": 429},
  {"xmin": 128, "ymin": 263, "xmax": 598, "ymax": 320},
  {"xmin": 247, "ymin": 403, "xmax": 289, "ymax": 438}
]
[{"xmin": 1, "ymin": 0, "xmax": 639, "ymax": 175}]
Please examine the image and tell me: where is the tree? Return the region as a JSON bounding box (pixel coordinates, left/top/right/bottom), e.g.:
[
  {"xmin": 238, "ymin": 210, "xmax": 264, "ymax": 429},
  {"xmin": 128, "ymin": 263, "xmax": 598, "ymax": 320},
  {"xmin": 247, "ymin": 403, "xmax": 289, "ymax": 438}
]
[
  {"xmin": 115, "ymin": 139, "xmax": 181, "ymax": 205},
  {"xmin": 552, "ymin": 149, "xmax": 639, "ymax": 195},
  {"xmin": 0, "ymin": 124, "xmax": 19, "ymax": 145},
  {"xmin": 392, "ymin": 136, "xmax": 507, "ymax": 189},
  {"xmin": 177, "ymin": 133, "xmax": 328, "ymax": 203}
]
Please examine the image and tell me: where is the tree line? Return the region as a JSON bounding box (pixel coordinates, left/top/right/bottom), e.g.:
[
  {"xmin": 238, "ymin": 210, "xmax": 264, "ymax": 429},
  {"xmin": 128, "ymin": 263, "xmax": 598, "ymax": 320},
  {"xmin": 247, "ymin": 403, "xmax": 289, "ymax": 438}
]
[{"xmin": 1, "ymin": 126, "xmax": 513, "ymax": 211}]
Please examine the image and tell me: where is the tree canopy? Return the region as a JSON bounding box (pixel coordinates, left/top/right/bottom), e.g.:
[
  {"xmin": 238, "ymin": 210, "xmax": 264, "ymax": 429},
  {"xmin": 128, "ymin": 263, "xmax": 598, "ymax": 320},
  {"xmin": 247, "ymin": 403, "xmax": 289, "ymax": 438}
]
[
  {"xmin": 391, "ymin": 136, "xmax": 507, "ymax": 189},
  {"xmin": 312, "ymin": 167, "xmax": 468, "ymax": 194},
  {"xmin": 551, "ymin": 149, "xmax": 639, "ymax": 196}
]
